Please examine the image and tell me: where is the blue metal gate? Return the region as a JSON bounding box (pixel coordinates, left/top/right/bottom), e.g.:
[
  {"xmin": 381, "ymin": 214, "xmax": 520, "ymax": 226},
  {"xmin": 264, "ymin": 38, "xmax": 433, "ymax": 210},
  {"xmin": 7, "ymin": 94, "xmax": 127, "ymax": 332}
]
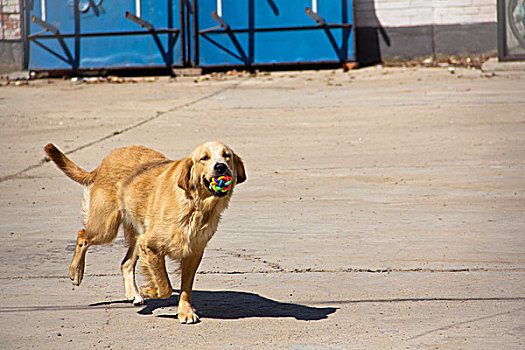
[
  {"xmin": 26, "ymin": 0, "xmax": 184, "ymax": 70},
  {"xmin": 194, "ymin": 0, "xmax": 354, "ymax": 67},
  {"xmin": 25, "ymin": 0, "xmax": 354, "ymax": 71}
]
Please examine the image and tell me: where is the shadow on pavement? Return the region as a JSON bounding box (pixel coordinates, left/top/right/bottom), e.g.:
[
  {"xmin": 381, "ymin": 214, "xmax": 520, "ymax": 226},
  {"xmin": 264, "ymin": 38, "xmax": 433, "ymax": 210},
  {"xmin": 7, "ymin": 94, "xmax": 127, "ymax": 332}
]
[{"xmin": 135, "ymin": 290, "xmax": 338, "ymax": 321}]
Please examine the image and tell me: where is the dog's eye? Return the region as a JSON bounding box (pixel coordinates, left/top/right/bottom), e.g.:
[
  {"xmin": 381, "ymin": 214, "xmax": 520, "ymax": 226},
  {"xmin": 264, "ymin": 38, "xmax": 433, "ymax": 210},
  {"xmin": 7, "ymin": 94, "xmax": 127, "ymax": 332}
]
[
  {"xmin": 222, "ymin": 152, "xmax": 231, "ymax": 159},
  {"xmin": 200, "ymin": 155, "xmax": 210, "ymax": 162}
]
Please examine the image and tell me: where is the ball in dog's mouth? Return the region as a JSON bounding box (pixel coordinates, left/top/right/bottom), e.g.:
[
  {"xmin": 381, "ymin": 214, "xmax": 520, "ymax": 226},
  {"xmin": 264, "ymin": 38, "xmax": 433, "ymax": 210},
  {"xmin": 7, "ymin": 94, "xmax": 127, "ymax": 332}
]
[{"xmin": 206, "ymin": 175, "xmax": 232, "ymax": 197}]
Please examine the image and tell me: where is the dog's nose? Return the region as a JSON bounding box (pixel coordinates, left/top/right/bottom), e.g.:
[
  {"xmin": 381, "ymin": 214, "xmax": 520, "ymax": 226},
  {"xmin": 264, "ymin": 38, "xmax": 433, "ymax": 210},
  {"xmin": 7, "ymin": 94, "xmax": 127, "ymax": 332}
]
[{"xmin": 214, "ymin": 162, "xmax": 228, "ymax": 175}]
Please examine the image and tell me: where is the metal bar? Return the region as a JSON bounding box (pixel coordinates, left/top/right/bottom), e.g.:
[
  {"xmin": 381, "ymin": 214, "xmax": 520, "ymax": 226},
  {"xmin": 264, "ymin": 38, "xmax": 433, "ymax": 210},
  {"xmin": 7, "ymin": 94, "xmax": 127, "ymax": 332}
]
[
  {"xmin": 87, "ymin": 0, "xmax": 100, "ymax": 16},
  {"xmin": 342, "ymin": 0, "xmax": 348, "ymax": 24},
  {"xmin": 265, "ymin": 0, "xmax": 279, "ymax": 16},
  {"xmin": 216, "ymin": 0, "xmax": 222, "ymax": 17},
  {"xmin": 211, "ymin": 11, "xmax": 249, "ymax": 64},
  {"xmin": 200, "ymin": 33, "xmax": 244, "ymax": 62},
  {"xmin": 135, "ymin": 0, "xmax": 141, "ymax": 17},
  {"xmin": 211, "ymin": 10, "xmax": 229, "ymax": 30},
  {"xmin": 31, "ymin": 38, "xmax": 71, "ymax": 64},
  {"xmin": 340, "ymin": 27, "xmax": 350, "ymax": 61},
  {"xmin": 40, "ymin": 0, "xmax": 46, "ymax": 21},
  {"xmin": 340, "ymin": 0, "xmax": 348, "ymax": 62},
  {"xmin": 199, "ymin": 23, "xmax": 351, "ymax": 35},
  {"xmin": 179, "ymin": 0, "xmax": 186, "ymax": 65},
  {"xmin": 22, "ymin": 0, "xmax": 31, "ymax": 69},
  {"xmin": 305, "ymin": 7, "xmax": 325, "ymax": 25},
  {"xmin": 73, "ymin": 0, "xmax": 80, "ymax": 69},
  {"xmin": 125, "ymin": 11, "xmax": 176, "ymax": 68},
  {"xmin": 306, "ymin": 7, "xmax": 345, "ymax": 63},
  {"xmin": 125, "ymin": 11, "xmax": 154, "ymax": 30},
  {"xmin": 497, "ymin": 0, "xmax": 506, "ymax": 60},
  {"xmin": 186, "ymin": 0, "xmax": 192, "ymax": 65},
  {"xmin": 168, "ymin": 32, "xmax": 180, "ymax": 68},
  {"xmin": 31, "ymin": 15, "xmax": 58, "ymax": 34},
  {"xmin": 28, "ymin": 28, "xmax": 49, "ymax": 38},
  {"xmin": 31, "ymin": 15, "xmax": 75, "ymax": 64},
  {"xmin": 200, "ymin": 25, "xmax": 221, "ymax": 33},
  {"xmin": 170, "ymin": 32, "xmax": 180, "ymax": 51},
  {"xmin": 150, "ymin": 31, "xmax": 171, "ymax": 66},
  {"xmin": 29, "ymin": 29, "xmax": 180, "ymax": 39},
  {"xmin": 192, "ymin": 0, "xmax": 198, "ymax": 66},
  {"xmin": 167, "ymin": 0, "xmax": 174, "ymax": 66},
  {"xmin": 322, "ymin": 27, "xmax": 344, "ymax": 62},
  {"xmin": 248, "ymin": 0, "xmax": 254, "ymax": 65}
]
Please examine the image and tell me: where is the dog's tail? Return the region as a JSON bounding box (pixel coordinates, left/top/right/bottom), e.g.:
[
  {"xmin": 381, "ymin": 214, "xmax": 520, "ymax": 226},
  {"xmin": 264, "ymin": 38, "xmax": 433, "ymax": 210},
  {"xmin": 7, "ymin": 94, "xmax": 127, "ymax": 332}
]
[{"xmin": 44, "ymin": 144, "xmax": 95, "ymax": 186}]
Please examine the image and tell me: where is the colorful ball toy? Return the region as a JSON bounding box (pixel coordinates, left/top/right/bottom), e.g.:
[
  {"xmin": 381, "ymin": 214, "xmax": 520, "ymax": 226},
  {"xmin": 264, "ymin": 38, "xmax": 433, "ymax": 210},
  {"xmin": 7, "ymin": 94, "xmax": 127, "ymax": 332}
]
[{"xmin": 209, "ymin": 175, "xmax": 232, "ymax": 194}]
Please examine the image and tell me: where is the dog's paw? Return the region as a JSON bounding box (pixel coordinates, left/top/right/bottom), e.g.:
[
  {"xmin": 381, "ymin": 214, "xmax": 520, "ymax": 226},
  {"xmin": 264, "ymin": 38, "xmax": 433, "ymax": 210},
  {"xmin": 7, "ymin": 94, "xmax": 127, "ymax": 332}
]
[
  {"xmin": 178, "ymin": 310, "xmax": 200, "ymax": 324},
  {"xmin": 69, "ymin": 264, "xmax": 84, "ymax": 286},
  {"xmin": 125, "ymin": 287, "xmax": 144, "ymax": 306},
  {"xmin": 131, "ymin": 295, "xmax": 144, "ymax": 306}
]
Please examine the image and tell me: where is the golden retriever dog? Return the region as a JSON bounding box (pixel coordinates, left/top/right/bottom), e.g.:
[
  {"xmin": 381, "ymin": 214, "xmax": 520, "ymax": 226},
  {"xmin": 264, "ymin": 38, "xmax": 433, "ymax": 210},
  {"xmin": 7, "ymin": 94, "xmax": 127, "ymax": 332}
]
[{"xmin": 44, "ymin": 142, "xmax": 246, "ymax": 324}]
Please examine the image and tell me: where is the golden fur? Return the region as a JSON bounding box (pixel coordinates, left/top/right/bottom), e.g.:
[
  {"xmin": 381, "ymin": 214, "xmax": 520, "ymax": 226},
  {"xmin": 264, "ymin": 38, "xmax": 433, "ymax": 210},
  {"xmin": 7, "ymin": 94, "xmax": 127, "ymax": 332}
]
[{"xmin": 44, "ymin": 142, "xmax": 246, "ymax": 324}]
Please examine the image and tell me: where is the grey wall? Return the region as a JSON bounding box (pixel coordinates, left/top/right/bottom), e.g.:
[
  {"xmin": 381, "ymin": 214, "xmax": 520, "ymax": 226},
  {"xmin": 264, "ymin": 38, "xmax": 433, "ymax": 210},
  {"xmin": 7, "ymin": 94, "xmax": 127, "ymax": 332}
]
[
  {"xmin": 0, "ymin": 40, "xmax": 23, "ymax": 73},
  {"xmin": 356, "ymin": 22, "xmax": 497, "ymax": 64}
]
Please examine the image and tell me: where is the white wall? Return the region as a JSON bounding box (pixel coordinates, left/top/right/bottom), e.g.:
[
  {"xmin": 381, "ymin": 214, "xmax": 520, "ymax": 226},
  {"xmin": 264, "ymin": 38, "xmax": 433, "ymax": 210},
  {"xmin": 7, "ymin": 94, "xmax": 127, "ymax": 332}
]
[{"xmin": 354, "ymin": 0, "xmax": 497, "ymax": 27}]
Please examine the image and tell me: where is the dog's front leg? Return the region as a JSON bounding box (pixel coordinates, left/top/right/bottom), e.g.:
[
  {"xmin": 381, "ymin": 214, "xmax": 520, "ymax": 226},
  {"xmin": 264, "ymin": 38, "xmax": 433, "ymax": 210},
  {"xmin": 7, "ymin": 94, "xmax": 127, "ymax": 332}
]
[
  {"xmin": 139, "ymin": 239, "xmax": 173, "ymax": 299},
  {"xmin": 178, "ymin": 250, "xmax": 204, "ymax": 324}
]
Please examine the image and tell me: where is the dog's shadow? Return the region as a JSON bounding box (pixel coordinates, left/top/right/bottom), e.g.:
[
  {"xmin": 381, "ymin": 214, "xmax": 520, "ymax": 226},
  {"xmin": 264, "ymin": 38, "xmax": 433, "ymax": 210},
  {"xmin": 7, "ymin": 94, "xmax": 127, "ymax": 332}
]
[{"xmin": 93, "ymin": 290, "xmax": 337, "ymax": 321}]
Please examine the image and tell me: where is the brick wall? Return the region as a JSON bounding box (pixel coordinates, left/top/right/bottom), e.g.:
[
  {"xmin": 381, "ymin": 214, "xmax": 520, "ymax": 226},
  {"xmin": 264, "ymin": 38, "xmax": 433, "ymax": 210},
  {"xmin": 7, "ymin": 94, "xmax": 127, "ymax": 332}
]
[
  {"xmin": 0, "ymin": 0, "xmax": 21, "ymax": 40},
  {"xmin": 355, "ymin": 0, "xmax": 497, "ymax": 27}
]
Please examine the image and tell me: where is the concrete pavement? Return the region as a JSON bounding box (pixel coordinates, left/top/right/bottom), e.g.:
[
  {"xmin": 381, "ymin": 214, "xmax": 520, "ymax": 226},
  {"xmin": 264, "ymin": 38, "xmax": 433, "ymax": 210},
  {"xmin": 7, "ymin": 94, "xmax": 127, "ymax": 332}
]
[{"xmin": 1, "ymin": 66, "xmax": 524, "ymax": 349}]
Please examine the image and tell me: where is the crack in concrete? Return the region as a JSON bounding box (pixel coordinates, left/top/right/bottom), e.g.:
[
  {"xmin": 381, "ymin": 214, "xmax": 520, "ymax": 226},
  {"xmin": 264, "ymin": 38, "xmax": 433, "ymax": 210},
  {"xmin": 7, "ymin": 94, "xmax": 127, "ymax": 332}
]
[
  {"xmin": 212, "ymin": 248, "xmax": 284, "ymax": 271},
  {"xmin": 406, "ymin": 306, "xmax": 525, "ymax": 341},
  {"xmin": 0, "ymin": 80, "xmax": 245, "ymax": 183},
  {"xmin": 2, "ymin": 266, "xmax": 523, "ymax": 280}
]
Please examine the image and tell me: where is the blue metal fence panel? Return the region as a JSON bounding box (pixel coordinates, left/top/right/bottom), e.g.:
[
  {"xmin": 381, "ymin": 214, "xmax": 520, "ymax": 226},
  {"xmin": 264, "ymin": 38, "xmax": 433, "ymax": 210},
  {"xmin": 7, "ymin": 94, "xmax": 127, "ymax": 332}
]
[
  {"xmin": 196, "ymin": 0, "xmax": 354, "ymax": 66},
  {"xmin": 28, "ymin": 0, "xmax": 182, "ymax": 70},
  {"xmin": 26, "ymin": 0, "xmax": 354, "ymax": 70}
]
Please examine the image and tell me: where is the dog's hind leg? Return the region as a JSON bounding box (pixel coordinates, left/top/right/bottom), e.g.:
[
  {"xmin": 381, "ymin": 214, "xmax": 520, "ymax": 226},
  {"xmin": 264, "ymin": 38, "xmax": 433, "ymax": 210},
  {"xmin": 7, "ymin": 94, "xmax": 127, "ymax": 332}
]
[
  {"xmin": 121, "ymin": 224, "xmax": 143, "ymax": 306},
  {"xmin": 71, "ymin": 192, "xmax": 121, "ymax": 286},
  {"xmin": 69, "ymin": 229, "xmax": 90, "ymax": 286}
]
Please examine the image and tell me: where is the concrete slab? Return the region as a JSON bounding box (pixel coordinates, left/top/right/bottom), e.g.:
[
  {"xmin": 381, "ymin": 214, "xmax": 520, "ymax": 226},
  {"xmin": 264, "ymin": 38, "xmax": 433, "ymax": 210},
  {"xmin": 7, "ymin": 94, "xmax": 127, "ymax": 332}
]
[
  {"xmin": 0, "ymin": 66, "xmax": 524, "ymax": 349},
  {"xmin": 482, "ymin": 57, "xmax": 525, "ymax": 73}
]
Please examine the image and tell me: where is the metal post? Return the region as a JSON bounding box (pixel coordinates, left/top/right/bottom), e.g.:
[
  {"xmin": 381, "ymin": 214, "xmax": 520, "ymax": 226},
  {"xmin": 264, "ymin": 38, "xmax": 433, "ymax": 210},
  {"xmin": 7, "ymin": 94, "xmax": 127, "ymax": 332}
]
[
  {"xmin": 497, "ymin": 0, "xmax": 506, "ymax": 60},
  {"xmin": 248, "ymin": 0, "xmax": 254, "ymax": 65},
  {"xmin": 167, "ymin": 0, "xmax": 173, "ymax": 66},
  {"xmin": 73, "ymin": 0, "xmax": 80, "ymax": 70},
  {"xmin": 22, "ymin": 0, "xmax": 31, "ymax": 69},
  {"xmin": 179, "ymin": 0, "xmax": 186, "ymax": 65},
  {"xmin": 192, "ymin": 0, "xmax": 198, "ymax": 66},
  {"xmin": 135, "ymin": 0, "xmax": 141, "ymax": 17},
  {"xmin": 41, "ymin": 0, "xmax": 46, "ymax": 21},
  {"xmin": 341, "ymin": 0, "xmax": 348, "ymax": 62},
  {"xmin": 216, "ymin": 0, "xmax": 222, "ymax": 17}
]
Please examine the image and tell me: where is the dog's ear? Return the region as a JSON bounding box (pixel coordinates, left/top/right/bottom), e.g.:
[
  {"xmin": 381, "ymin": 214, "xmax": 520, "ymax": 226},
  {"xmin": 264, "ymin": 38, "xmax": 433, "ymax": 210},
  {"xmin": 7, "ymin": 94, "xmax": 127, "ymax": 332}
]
[
  {"xmin": 234, "ymin": 154, "xmax": 247, "ymax": 184},
  {"xmin": 177, "ymin": 157, "xmax": 193, "ymax": 192}
]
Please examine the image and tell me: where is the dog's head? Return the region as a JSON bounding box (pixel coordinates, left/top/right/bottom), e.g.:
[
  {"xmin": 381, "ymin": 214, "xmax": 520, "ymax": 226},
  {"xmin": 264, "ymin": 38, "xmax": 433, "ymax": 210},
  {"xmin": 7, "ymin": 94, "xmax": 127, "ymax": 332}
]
[{"xmin": 178, "ymin": 141, "xmax": 246, "ymax": 198}]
